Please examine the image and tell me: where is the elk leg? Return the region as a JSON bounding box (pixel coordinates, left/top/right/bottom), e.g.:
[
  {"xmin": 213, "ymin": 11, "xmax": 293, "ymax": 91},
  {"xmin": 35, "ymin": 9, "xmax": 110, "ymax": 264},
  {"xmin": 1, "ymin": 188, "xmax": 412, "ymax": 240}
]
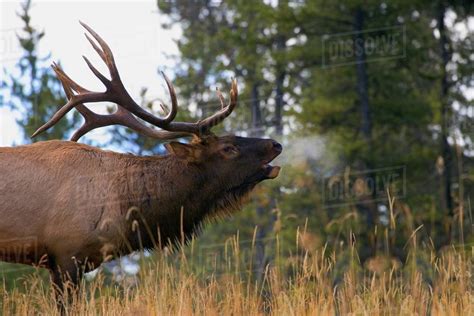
[
  {"xmin": 50, "ymin": 266, "xmax": 67, "ymax": 314},
  {"xmin": 49, "ymin": 256, "xmax": 83, "ymax": 313}
]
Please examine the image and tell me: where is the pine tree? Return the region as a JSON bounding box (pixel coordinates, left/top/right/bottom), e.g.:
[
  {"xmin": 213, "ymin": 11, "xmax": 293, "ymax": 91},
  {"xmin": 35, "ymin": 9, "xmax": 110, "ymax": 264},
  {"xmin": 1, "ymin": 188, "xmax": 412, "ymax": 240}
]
[{"xmin": 0, "ymin": 0, "xmax": 78, "ymax": 142}]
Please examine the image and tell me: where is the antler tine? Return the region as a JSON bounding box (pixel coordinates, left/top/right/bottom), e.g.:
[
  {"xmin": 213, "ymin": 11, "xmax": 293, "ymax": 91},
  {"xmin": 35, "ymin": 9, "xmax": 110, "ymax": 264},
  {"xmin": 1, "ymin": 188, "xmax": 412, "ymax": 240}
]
[
  {"xmin": 32, "ymin": 22, "xmax": 180, "ymax": 139},
  {"xmin": 155, "ymin": 78, "xmax": 239, "ymax": 136},
  {"xmin": 52, "ymin": 63, "xmax": 91, "ymax": 117},
  {"xmin": 69, "ymin": 106, "xmax": 190, "ymax": 142},
  {"xmin": 80, "ymin": 22, "xmax": 178, "ymax": 125},
  {"xmin": 160, "ymin": 71, "xmax": 178, "ymax": 120},
  {"xmin": 51, "ymin": 62, "xmax": 88, "ymax": 93},
  {"xmin": 33, "ymin": 22, "xmax": 239, "ymax": 141},
  {"xmin": 48, "ymin": 63, "xmax": 106, "ymax": 141},
  {"xmin": 31, "ymin": 90, "xmax": 109, "ymax": 138},
  {"xmin": 80, "ymin": 21, "xmax": 119, "ymax": 80},
  {"xmin": 196, "ymin": 78, "xmax": 238, "ymax": 132},
  {"xmin": 82, "ymin": 55, "xmax": 110, "ymax": 88},
  {"xmin": 53, "ymin": 64, "xmax": 189, "ymax": 142}
]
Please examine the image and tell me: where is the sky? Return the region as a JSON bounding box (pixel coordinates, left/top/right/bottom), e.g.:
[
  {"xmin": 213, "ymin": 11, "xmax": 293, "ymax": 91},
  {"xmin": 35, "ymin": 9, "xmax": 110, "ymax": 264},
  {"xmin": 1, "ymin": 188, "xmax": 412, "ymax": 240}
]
[{"xmin": 0, "ymin": 0, "xmax": 181, "ymax": 146}]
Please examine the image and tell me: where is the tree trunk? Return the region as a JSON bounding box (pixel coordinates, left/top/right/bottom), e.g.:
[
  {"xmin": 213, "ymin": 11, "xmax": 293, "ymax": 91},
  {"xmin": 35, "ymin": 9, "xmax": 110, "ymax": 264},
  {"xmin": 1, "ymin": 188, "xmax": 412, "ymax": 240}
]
[
  {"xmin": 251, "ymin": 83, "xmax": 262, "ymax": 135},
  {"xmin": 354, "ymin": 7, "xmax": 371, "ymax": 141},
  {"xmin": 253, "ymin": 1, "xmax": 287, "ymax": 281},
  {"xmin": 437, "ymin": 1, "xmax": 454, "ymax": 245},
  {"xmin": 275, "ymin": 33, "xmax": 285, "ymax": 136},
  {"xmin": 249, "ymin": 81, "xmax": 267, "ymax": 280},
  {"xmin": 353, "ymin": 7, "xmax": 378, "ymax": 261}
]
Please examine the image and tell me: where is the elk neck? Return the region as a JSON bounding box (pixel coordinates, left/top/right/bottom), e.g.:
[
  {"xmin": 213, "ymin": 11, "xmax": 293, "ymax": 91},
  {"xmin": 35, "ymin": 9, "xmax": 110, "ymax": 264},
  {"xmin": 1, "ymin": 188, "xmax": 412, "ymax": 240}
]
[{"xmin": 119, "ymin": 154, "xmax": 240, "ymax": 251}]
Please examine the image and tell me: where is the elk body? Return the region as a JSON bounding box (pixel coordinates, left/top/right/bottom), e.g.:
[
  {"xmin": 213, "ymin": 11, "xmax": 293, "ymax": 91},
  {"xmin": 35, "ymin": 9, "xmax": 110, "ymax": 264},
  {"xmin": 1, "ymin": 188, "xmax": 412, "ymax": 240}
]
[{"xmin": 0, "ymin": 22, "xmax": 281, "ymax": 296}]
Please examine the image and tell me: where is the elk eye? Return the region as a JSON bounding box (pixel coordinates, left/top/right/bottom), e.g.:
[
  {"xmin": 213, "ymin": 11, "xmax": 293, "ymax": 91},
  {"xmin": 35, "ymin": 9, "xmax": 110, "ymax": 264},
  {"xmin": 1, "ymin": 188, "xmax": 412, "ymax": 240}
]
[{"xmin": 221, "ymin": 145, "xmax": 238, "ymax": 156}]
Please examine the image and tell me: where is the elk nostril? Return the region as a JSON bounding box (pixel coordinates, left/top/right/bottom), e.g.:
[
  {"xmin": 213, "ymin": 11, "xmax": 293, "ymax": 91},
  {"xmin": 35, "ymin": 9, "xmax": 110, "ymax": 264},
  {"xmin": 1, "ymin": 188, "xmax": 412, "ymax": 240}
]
[{"xmin": 272, "ymin": 141, "xmax": 282, "ymax": 153}]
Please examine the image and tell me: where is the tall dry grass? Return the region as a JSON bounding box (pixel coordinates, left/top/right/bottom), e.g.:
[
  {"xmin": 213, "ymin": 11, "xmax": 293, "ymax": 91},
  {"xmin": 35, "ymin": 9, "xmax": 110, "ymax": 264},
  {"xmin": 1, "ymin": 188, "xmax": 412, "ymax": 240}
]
[
  {"xmin": 1, "ymin": 231, "xmax": 472, "ymax": 315},
  {"xmin": 1, "ymin": 192, "xmax": 473, "ymax": 315}
]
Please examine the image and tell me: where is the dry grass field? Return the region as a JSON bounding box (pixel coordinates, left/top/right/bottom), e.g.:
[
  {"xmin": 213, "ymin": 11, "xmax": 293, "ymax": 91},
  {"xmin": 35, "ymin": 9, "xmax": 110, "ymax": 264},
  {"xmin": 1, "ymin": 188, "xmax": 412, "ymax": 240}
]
[{"xmin": 1, "ymin": 232, "xmax": 472, "ymax": 316}]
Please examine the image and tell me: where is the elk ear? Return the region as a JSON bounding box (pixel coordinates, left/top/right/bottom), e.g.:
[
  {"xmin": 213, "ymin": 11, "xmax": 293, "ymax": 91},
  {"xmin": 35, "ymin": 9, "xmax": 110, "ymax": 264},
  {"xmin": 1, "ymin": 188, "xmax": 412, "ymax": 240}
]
[{"xmin": 165, "ymin": 142, "xmax": 202, "ymax": 161}]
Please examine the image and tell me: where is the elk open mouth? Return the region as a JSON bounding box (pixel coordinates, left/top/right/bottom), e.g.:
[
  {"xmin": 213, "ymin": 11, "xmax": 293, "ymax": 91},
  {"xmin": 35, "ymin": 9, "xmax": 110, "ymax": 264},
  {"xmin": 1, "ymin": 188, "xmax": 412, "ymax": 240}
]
[
  {"xmin": 230, "ymin": 164, "xmax": 280, "ymax": 196},
  {"xmin": 225, "ymin": 163, "xmax": 281, "ymax": 202},
  {"xmin": 262, "ymin": 164, "xmax": 281, "ymax": 179},
  {"xmin": 228, "ymin": 140, "xmax": 282, "ymax": 194},
  {"xmin": 261, "ymin": 140, "xmax": 282, "ymax": 180}
]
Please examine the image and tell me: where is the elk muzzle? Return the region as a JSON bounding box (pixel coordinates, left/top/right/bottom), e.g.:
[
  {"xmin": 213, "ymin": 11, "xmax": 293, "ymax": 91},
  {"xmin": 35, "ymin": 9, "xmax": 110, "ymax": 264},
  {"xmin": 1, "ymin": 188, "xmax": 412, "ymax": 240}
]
[{"xmin": 261, "ymin": 139, "xmax": 282, "ymax": 179}]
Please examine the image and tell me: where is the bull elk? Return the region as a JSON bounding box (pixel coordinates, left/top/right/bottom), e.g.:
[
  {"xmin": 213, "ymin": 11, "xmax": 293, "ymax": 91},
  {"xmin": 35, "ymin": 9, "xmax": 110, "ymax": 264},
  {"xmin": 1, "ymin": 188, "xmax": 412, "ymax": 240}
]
[{"xmin": 0, "ymin": 22, "xmax": 282, "ymax": 298}]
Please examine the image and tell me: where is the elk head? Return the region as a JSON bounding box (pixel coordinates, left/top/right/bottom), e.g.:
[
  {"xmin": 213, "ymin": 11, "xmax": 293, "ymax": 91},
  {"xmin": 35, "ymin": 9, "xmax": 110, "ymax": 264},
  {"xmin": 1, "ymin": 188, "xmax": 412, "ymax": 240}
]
[
  {"xmin": 166, "ymin": 135, "xmax": 282, "ymax": 212},
  {"xmin": 32, "ymin": 22, "xmax": 282, "ymax": 207}
]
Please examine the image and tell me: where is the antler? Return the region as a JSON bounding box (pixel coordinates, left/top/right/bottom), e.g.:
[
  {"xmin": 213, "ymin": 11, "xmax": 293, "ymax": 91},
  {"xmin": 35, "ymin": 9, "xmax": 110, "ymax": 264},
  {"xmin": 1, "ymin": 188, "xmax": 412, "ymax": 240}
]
[{"xmin": 32, "ymin": 21, "xmax": 238, "ymax": 141}]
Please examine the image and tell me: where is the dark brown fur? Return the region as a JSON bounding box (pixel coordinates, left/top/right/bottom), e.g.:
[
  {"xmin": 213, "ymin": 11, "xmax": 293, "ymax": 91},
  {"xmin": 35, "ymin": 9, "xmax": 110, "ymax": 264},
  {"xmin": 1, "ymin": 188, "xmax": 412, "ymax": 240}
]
[{"xmin": 0, "ymin": 135, "xmax": 281, "ymax": 288}]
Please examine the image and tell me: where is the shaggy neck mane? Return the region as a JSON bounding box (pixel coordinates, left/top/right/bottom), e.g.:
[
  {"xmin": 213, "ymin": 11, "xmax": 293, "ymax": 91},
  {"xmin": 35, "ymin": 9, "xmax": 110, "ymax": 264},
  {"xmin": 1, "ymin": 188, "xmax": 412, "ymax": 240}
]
[{"xmin": 123, "ymin": 155, "xmax": 255, "ymax": 251}]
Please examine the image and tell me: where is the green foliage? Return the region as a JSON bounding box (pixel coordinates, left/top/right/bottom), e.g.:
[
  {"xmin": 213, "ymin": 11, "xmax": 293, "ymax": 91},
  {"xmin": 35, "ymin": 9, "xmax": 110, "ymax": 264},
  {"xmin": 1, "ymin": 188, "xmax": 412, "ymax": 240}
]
[
  {"xmin": 157, "ymin": 0, "xmax": 473, "ymax": 266},
  {"xmin": 0, "ymin": 0, "xmax": 78, "ymax": 142}
]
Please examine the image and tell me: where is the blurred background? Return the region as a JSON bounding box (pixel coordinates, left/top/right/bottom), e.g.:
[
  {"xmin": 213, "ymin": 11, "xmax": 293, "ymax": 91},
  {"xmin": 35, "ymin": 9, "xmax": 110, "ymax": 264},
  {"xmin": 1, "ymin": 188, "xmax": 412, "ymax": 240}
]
[{"xmin": 0, "ymin": 0, "xmax": 472, "ymax": 289}]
